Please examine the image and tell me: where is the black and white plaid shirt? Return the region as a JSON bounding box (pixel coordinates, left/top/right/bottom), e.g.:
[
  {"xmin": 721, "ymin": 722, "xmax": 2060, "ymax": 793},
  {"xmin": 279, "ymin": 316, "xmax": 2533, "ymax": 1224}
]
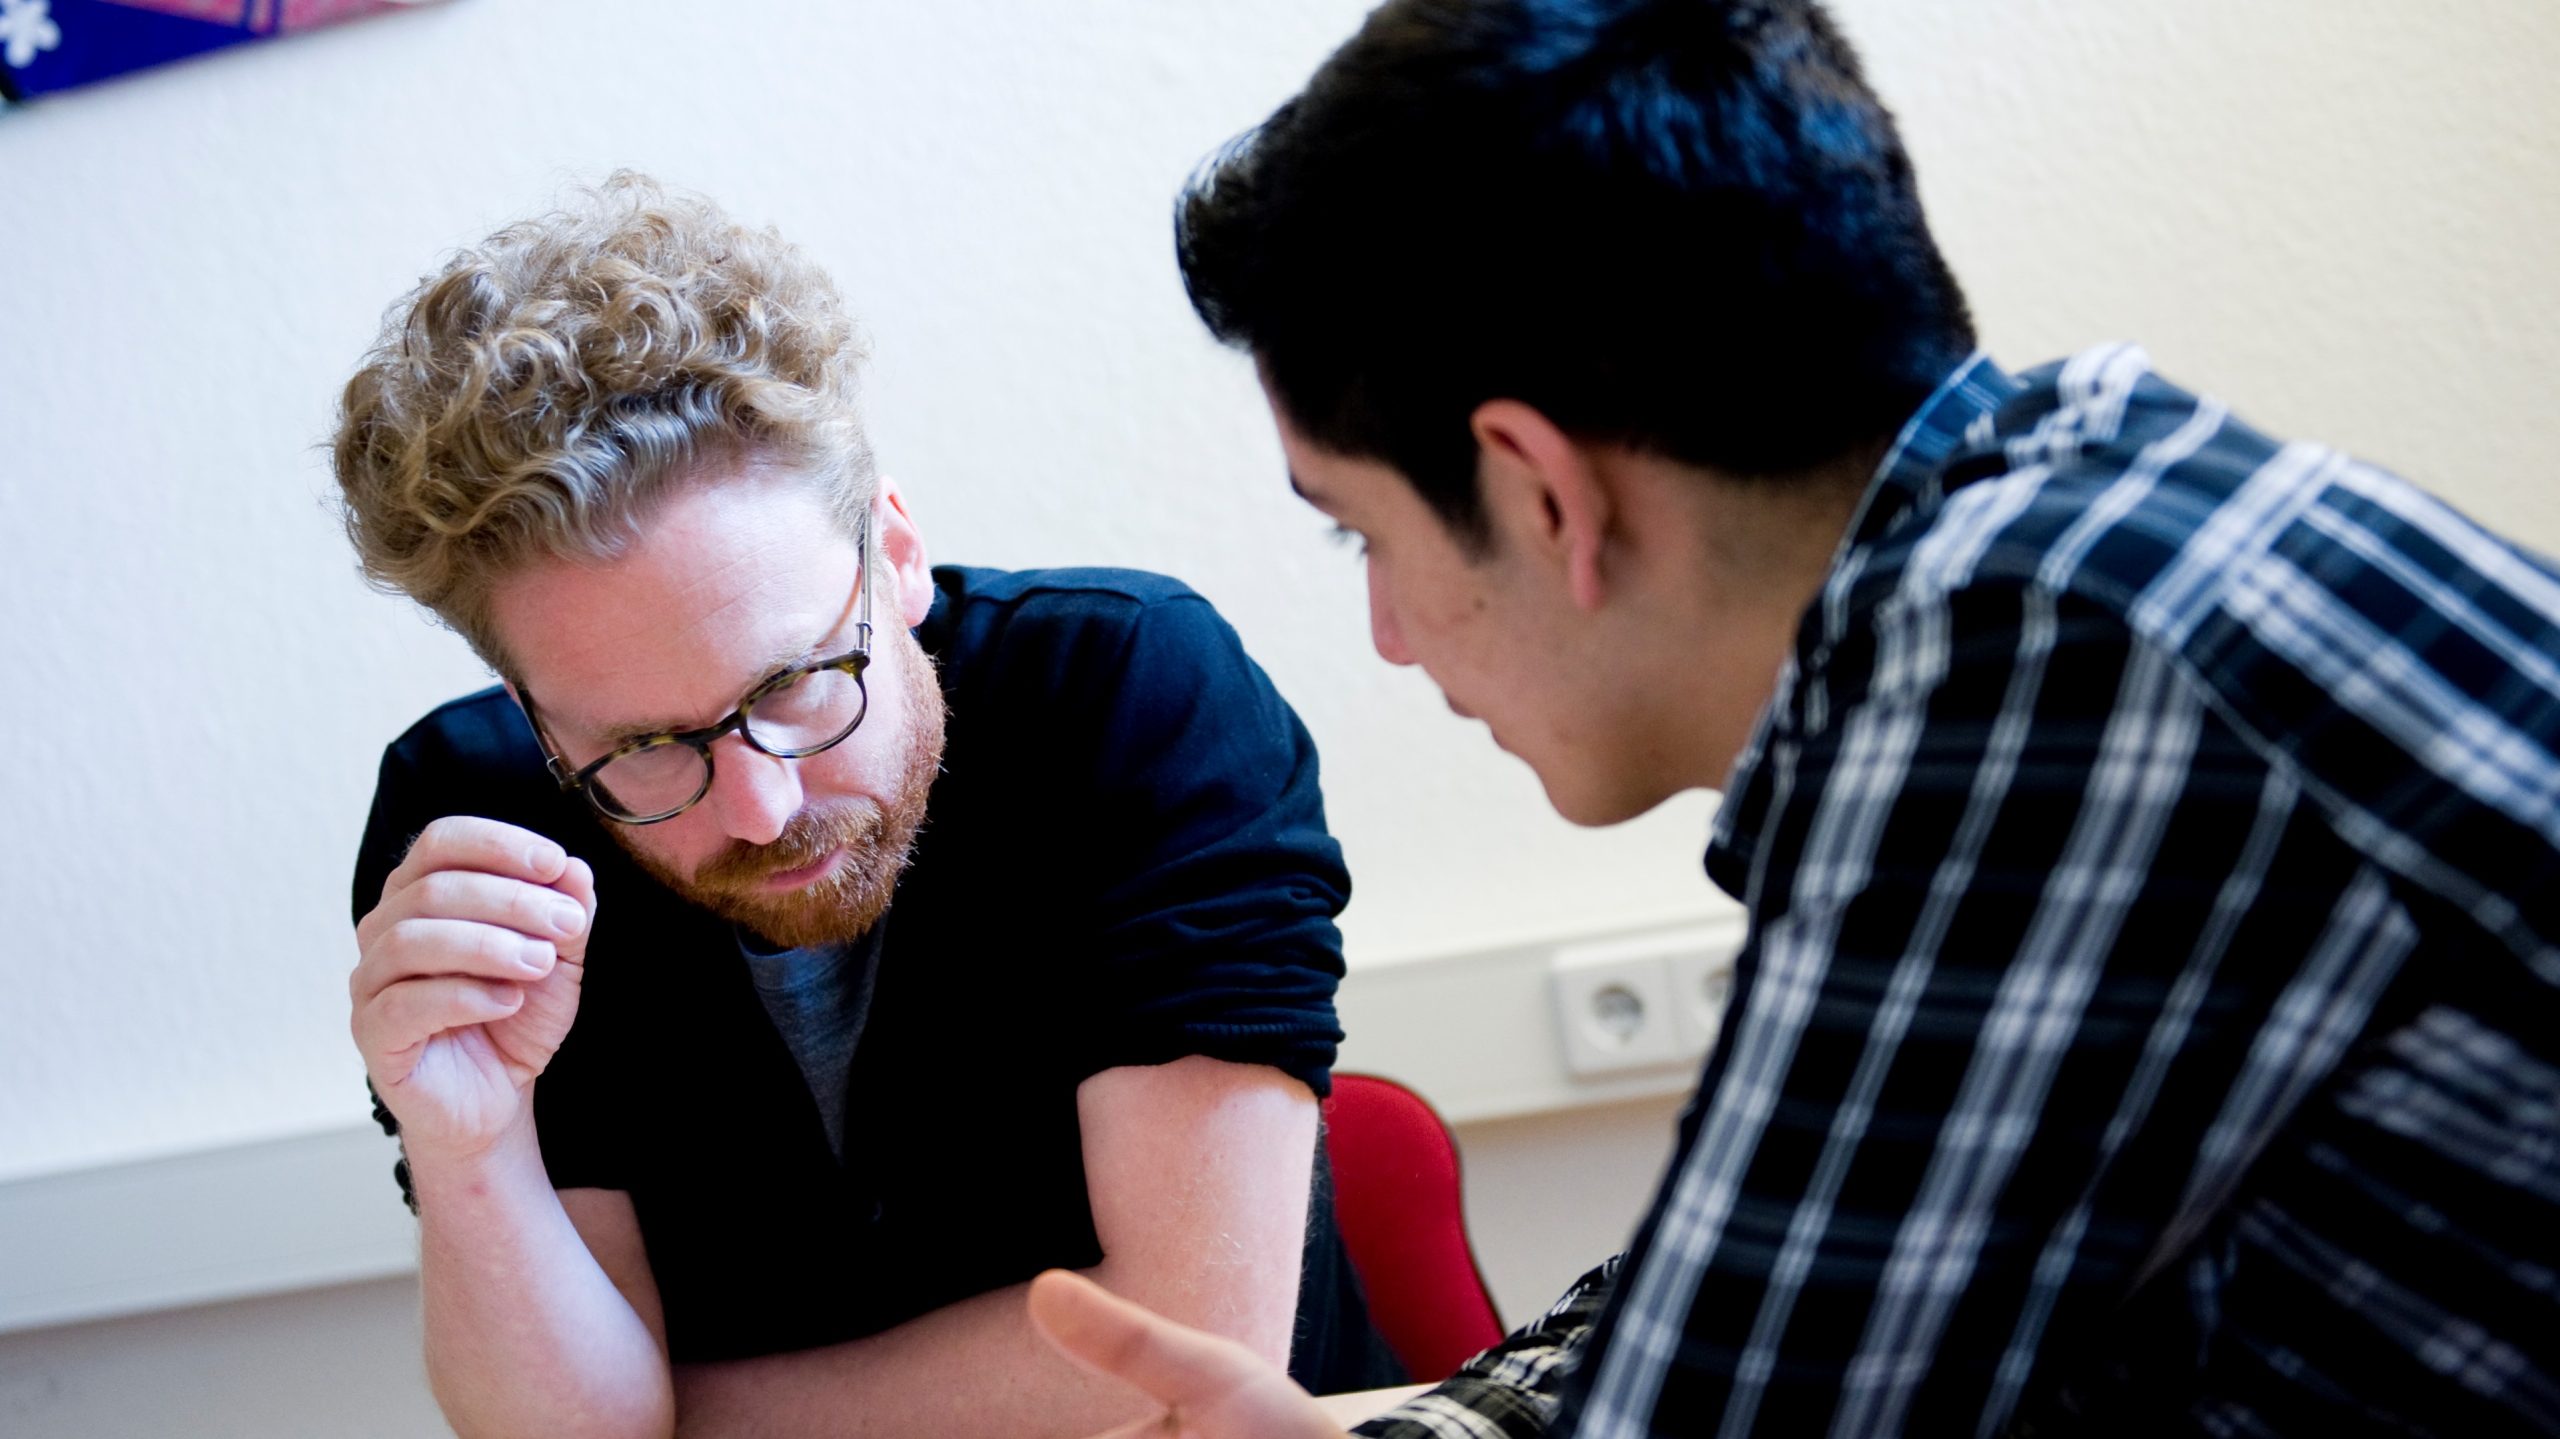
[{"xmin": 1358, "ymin": 346, "xmax": 2560, "ymax": 1438}]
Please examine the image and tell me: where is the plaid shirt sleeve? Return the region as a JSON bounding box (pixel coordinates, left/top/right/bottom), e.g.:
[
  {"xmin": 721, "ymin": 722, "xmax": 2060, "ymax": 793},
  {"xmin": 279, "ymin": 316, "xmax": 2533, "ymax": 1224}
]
[{"xmin": 1351, "ymin": 1258, "xmax": 1622, "ymax": 1439}]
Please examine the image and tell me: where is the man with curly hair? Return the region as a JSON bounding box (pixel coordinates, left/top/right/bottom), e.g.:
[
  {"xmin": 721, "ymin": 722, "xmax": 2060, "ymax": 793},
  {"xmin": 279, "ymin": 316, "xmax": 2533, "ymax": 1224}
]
[
  {"xmin": 1026, "ymin": 0, "xmax": 2560, "ymax": 1436},
  {"xmin": 334, "ymin": 174, "xmax": 1398, "ymax": 1437}
]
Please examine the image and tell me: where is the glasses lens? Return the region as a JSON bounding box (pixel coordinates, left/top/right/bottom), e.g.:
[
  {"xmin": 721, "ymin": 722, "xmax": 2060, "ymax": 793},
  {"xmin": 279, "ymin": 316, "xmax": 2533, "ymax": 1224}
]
[
  {"xmin": 743, "ymin": 663, "xmax": 869, "ymax": 757},
  {"xmin": 590, "ymin": 738, "xmax": 711, "ymax": 822}
]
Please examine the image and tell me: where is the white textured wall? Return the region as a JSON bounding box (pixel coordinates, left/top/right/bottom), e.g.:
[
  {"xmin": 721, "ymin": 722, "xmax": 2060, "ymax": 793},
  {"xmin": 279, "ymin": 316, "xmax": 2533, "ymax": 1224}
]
[
  {"xmin": 0, "ymin": 0, "xmax": 1738, "ymax": 1188},
  {"xmin": 6, "ymin": 0, "xmax": 2557, "ymax": 1185},
  {"xmin": 0, "ymin": 0, "xmax": 2555, "ymax": 1427}
]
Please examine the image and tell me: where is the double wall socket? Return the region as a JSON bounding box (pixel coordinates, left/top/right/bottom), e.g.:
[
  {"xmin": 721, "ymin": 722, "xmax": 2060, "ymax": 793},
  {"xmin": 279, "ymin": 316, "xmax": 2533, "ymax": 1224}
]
[{"xmin": 1549, "ymin": 921, "xmax": 1744, "ymax": 1078}]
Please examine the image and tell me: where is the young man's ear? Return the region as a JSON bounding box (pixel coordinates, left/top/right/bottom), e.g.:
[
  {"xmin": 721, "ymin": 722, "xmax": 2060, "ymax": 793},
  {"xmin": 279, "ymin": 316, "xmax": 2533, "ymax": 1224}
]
[
  {"xmin": 1469, "ymin": 399, "xmax": 1611, "ymax": 612},
  {"xmin": 872, "ymin": 474, "xmax": 936, "ymax": 628}
]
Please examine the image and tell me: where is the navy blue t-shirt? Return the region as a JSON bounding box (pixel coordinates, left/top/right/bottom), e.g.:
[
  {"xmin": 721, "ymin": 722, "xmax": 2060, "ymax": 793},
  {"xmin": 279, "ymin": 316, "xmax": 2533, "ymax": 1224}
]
[{"xmin": 354, "ymin": 566, "xmax": 1399, "ymax": 1387}]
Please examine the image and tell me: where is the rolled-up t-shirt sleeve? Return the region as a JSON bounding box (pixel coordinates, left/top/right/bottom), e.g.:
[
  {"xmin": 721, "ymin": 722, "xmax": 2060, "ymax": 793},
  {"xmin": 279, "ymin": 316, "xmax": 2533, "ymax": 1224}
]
[{"xmin": 1051, "ymin": 591, "xmax": 1351, "ymax": 1095}]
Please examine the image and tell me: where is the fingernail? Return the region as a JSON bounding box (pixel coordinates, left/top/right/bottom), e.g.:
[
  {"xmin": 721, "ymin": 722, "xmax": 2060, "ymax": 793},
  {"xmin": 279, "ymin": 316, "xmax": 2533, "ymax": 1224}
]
[
  {"xmin": 528, "ymin": 843, "xmax": 566, "ymax": 874},
  {"xmin": 550, "ymin": 900, "xmax": 585, "ymax": 937},
  {"xmin": 519, "ymin": 938, "xmax": 554, "ymax": 972}
]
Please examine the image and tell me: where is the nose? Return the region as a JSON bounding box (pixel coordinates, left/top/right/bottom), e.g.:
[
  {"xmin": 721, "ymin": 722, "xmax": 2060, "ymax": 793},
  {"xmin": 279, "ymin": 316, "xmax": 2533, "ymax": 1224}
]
[
  {"xmin": 1366, "ymin": 560, "xmax": 1415, "ymax": 667},
  {"xmin": 705, "ymin": 733, "xmax": 802, "ymax": 845}
]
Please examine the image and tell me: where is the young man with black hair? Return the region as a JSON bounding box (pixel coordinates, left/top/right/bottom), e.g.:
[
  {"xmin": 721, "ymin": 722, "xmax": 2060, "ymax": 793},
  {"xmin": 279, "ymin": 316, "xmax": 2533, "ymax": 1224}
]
[{"xmin": 1027, "ymin": 1, "xmax": 2560, "ymax": 1434}]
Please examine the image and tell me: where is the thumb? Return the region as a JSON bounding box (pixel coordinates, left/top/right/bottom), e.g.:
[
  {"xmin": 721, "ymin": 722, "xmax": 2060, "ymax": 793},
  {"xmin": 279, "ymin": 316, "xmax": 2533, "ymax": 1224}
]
[{"xmin": 1028, "ymin": 1270, "xmax": 1262, "ymax": 1413}]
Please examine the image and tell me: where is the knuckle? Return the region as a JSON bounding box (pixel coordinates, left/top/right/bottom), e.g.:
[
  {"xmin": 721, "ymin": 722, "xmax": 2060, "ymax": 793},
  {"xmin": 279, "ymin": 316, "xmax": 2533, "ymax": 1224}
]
[
  {"xmin": 384, "ymin": 917, "xmax": 465, "ymax": 975},
  {"xmin": 475, "ymin": 924, "xmax": 528, "ymax": 970},
  {"xmin": 363, "ymin": 990, "xmax": 414, "ymax": 1050},
  {"xmin": 395, "ymin": 977, "xmax": 456, "ymax": 1027},
  {"xmin": 410, "ymin": 816, "xmax": 460, "ymax": 854},
  {"xmin": 506, "ymin": 885, "xmax": 547, "ymax": 932},
  {"xmin": 415, "ymin": 815, "xmax": 500, "ymax": 867},
  {"xmin": 377, "ymin": 916, "xmax": 428, "ymax": 964},
  {"xmin": 408, "ymin": 870, "xmax": 457, "ymax": 916},
  {"xmin": 371, "ymin": 986, "xmax": 416, "ymax": 1040},
  {"xmin": 418, "ymin": 870, "xmax": 492, "ymax": 923}
]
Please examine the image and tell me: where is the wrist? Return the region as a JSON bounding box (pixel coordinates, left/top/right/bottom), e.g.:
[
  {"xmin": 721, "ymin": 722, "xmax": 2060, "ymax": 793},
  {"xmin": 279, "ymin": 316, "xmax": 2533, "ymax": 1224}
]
[{"xmin": 404, "ymin": 1107, "xmax": 548, "ymax": 1209}]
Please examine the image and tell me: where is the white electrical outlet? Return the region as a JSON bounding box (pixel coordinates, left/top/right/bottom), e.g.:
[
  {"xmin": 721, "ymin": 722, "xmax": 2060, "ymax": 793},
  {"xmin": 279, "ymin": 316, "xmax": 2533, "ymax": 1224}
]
[
  {"xmin": 1664, "ymin": 934, "xmax": 1741, "ymax": 1057},
  {"xmin": 1550, "ymin": 922, "xmax": 1745, "ymax": 1078},
  {"xmin": 1549, "ymin": 942, "xmax": 1684, "ymax": 1077}
]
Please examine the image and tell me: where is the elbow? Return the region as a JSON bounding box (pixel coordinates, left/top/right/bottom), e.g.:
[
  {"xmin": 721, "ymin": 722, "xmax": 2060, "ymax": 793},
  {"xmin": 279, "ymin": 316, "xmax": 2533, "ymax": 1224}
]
[{"xmin": 429, "ymin": 1368, "xmax": 675, "ymax": 1439}]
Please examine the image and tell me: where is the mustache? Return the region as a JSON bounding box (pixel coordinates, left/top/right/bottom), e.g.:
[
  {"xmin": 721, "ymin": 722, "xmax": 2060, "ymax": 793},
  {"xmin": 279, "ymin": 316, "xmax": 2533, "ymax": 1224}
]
[{"xmin": 693, "ymin": 801, "xmax": 885, "ymax": 891}]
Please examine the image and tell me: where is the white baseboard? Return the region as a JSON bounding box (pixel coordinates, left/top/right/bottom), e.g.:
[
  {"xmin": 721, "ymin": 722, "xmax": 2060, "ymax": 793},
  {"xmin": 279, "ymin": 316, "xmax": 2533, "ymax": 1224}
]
[
  {"xmin": 0, "ymin": 913, "xmax": 1737, "ymax": 1336},
  {"xmin": 0, "ymin": 1125, "xmax": 418, "ymax": 1335}
]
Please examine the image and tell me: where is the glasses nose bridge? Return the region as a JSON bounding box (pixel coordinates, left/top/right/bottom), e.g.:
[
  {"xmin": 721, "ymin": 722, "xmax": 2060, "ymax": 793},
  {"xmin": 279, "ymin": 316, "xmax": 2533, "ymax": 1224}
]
[
  {"xmin": 701, "ymin": 707, "xmax": 776, "ymax": 760},
  {"xmin": 696, "ymin": 725, "xmax": 804, "ymax": 843}
]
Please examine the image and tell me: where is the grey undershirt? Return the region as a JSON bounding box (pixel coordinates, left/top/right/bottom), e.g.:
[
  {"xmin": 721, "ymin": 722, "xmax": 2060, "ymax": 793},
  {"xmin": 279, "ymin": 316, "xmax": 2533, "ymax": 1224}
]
[{"xmin": 736, "ymin": 920, "xmax": 884, "ymax": 1160}]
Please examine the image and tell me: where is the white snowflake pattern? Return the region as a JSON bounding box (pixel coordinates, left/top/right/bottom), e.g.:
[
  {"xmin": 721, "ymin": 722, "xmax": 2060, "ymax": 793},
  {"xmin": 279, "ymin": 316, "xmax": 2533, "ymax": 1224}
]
[{"xmin": 1, "ymin": 0, "xmax": 61, "ymax": 71}]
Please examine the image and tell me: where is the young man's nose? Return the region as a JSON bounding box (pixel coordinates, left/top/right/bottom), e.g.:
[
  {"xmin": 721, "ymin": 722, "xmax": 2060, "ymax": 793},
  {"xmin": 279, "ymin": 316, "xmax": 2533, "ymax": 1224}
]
[
  {"xmin": 708, "ymin": 733, "xmax": 802, "ymax": 845},
  {"xmin": 1367, "ymin": 561, "xmax": 1416, "ymax": 666}
]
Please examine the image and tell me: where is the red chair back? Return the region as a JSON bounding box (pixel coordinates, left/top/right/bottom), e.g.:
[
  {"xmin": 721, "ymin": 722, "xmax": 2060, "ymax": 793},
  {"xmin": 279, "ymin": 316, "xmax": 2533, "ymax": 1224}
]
[{"xmin": 1321, "ymin": 1073, "xmax": 1505, "ymax": 1382}]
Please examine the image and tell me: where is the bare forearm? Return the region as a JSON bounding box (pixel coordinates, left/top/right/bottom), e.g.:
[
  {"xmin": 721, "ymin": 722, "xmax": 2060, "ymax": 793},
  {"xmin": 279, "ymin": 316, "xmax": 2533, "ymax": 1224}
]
[
  {"xmin": 674, "ymin": 1058, "xmax": 1316, "ymax": 1436},
  {"xmin": 673, "ymin": 1256, "xmax": 1291, "ymax": 1439},
  {"xmin": 413, "ymin": 1121, "xmax": 675, "ymax": 1439}
]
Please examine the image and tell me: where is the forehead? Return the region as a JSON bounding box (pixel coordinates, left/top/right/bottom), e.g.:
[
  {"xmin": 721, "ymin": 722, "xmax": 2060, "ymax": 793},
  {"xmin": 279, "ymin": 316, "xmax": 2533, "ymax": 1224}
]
[{"xmin": 493, "ymin": 476, "xmax": 859, "ymax": 738}]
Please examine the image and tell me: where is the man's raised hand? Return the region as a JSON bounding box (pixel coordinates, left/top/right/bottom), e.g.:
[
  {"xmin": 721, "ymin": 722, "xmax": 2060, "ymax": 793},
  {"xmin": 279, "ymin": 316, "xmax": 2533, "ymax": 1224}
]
[
  {"xmin": 1028, "ymin": 1270, "xmax": 1351, "ymax": 1439},
  {"xmin": 350, "ymin": 815, "xmax": 595, "ymax": 1163}
]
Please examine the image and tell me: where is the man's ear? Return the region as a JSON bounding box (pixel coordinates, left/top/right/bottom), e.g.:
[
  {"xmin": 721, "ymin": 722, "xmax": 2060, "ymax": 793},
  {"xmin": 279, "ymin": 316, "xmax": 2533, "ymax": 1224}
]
[
  {"xmin": 873, "ymin": 474, "xmax": 935, "ymax": 628},
  {"xmin": 1470, "ymin": 400, "xmax": 1611, "ymax": 612}
]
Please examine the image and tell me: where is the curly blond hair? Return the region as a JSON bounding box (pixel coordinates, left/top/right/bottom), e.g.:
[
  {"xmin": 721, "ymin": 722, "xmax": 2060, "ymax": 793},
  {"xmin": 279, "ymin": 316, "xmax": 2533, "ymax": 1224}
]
[{"xmin": 332, "ymin": 172, "xmax": 875, "ymax": 672}]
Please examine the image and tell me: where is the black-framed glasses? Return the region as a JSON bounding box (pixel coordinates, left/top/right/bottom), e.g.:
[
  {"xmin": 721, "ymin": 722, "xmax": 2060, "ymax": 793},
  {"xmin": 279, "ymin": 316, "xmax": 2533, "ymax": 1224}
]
[{"xmin": 525, "ymin": 518, "xmax": 876, "ymax": 825}]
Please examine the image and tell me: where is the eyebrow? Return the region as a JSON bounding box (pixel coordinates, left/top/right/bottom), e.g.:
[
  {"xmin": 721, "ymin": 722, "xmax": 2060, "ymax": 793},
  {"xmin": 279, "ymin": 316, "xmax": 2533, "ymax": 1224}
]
[
  {"xmin": 575, "ymin": 640, "xmax": 829, "ymax": 749},
  {"xmin": 1287, "ymin": 470, "xmax": 1327, "ymax": 507}
]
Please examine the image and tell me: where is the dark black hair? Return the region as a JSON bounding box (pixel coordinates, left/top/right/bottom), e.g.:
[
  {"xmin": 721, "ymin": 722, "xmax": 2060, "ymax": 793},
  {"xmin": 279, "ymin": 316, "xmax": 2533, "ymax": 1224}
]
[{"xmin": 1177, "ymin": 0, "xmax": 1975, "ymax": 545}]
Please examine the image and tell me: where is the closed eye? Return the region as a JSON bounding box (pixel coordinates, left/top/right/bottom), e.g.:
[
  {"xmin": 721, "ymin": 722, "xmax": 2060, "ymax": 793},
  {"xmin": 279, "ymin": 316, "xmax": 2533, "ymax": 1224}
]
[{"xmin": 1326, "ymin": 523, "xmax": 1370, "ymax": 559}]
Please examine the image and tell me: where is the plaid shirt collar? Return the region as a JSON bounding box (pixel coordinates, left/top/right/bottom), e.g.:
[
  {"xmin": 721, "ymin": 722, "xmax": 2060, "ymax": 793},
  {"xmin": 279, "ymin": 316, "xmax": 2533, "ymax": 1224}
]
[
  {"xmin": 1705, "ymin": 353, "xmax": 2018, "ymax": 898},
  {"xmin": 1841, "ymin": 350, "xmax": 2021, "ymax": 556}
]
